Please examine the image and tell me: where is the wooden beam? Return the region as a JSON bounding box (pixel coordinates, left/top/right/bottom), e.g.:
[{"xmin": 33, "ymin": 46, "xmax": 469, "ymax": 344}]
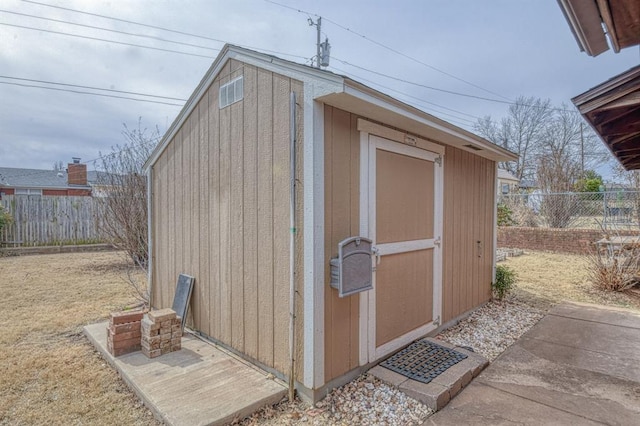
[
  {"xmin": 600, "ymin": 119, "xmax": 640, "ymax": 135},
  {"xmin": 598, "ymin": 91, "xmax": 640, "ymax": 111},
  {"xmin": 591, "ymin": 104, "xmax": 640, "ymax": 128},
  {"xmin": 613, "ymin": 146, "xmax": 640, "ymax": 156},
  {"xmin": 609, "ymin": 131, "xmax": 640, "ymax": 148},
  {"xmin": 596, "ymin": 0, "xmax": 620, "ymax": 53}
]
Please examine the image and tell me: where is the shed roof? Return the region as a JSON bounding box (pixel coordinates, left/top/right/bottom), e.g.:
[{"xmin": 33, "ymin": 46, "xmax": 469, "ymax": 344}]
[
  {"xmin": 0, "ymin": 166, "xmax": 99, "ymax": 189},
  {"xmin": 572, "ymin": 65, "xmax": 640, "ymax": 170},
  {"xmin": 144, "ymin": 44, "xmax": 517, "ymax": 171}
]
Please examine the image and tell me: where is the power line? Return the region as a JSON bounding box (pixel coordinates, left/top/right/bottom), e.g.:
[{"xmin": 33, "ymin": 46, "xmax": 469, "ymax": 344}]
[
  {"xmin": 0, "ymin": 81, "xmax": 184, "ymax": 106},
  {"xmin": 19, "ymin": 0, "xmax": 308, "ymax": 60},
  {"xmin": 330, "ymin": 65, "xmax": 478, "ymax": 124},
  {"xmin": 264, "ymin": 0, "xmax": 512, "ymax": 101},
  {"xmin": 0, "ymin": 9, "xmax": 221, "ymax": 52},
  {"xmin": 0, "ymin": 22, "xmax": 215, "ymax": 58},
  {"xmin": 7, "ymin": 2, "xmax": 583, "ymax": 122},
  {"xmin": 333, "ymin": 58, "xmax": 582, "ymax": 115},
  {"xmin": 4, "ymin": 20, "xmax": 578, "ymax": 116},
  {"xmin": 13, "ymin": 0, "xmax": 576, "ymax": 116},
  {"xmin": 333, "ymin": 57, "xmax": 505, "ymax": 107},
  {"xmin": 0, "ymin": 76, "xmax": 187, "ymax": 101}
]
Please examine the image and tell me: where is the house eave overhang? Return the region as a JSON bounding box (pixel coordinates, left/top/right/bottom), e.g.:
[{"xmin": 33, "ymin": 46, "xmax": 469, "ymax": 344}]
[
  {"xmin": 557, "ymin": 0, "xmax": 610, "ymax": 56},
  {"xmin": 317, "ymin": 79, "xmax": 518, "ymax": 163},
  {"xmin": 557, "ymin": 0, "xmax": 640, "ymax": 56},
  {"xmin": 572, "ymin": 65, "xmax": 640, "ymax": 170}
]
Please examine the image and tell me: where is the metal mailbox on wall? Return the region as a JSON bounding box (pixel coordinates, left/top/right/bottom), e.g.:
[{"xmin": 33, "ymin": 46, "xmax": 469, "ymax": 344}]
[{"xmin": 330, "ymin": 236, "xmax": 374, "ymax": 298}]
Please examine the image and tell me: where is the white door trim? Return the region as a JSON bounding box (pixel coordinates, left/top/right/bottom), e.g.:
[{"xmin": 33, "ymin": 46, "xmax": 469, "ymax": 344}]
[
  {"xmin": 359, "ymin": 134, "xmax": 444, "ymax": 363},
  {"xmin": 376, "ymin": 239, "xmax": 435, "ymax": 256},
  {"xmin": 359, "ymin": 131, "xmax": 371, "ymax": 367}
]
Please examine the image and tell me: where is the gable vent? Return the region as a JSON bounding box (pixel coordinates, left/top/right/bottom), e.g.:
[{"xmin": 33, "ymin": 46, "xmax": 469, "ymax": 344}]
[
  {"xmin": 219, "ymin": 76, "xmax": 243, "ymax": 109},
  {"xmin": 463, "ymin": 144, "xmax": 482, "ymax": 151}
]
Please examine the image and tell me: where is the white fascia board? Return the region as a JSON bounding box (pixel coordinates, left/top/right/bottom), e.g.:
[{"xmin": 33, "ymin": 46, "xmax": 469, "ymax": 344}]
[
  {"xmin": 303, "ymin": 83, "xmax": 332, "ymax": 389},
  {"xmin": 226, "ymin": 49, "xmax": 344, "ymax": 89},
  {"xmin": 147, "ymin": 166, "xmax": 154, "ymax": 308},
  {"xmin": 343, "ymin": 83, "xmax": 518, "ymax": 162},
  {"xmin": 143, "ymin": 45, "xmax": 344, "ymax": 172}
]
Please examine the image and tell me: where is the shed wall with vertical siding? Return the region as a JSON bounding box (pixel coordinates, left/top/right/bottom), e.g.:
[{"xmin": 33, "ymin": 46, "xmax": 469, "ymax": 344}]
[
  {"xmin": 150, "ymin": 58, "xmax": 305, "ymax": 379},
  {"xmin": 322, "ymin": 105, "xmax": 496, "ymax": 383}
]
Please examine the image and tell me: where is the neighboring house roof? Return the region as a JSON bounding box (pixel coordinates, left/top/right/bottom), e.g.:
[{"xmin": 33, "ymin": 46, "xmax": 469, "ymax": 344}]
[
  {"xmin": 0, "ymin": 166, "xmax": 92, "ymax": 190},
  {"xmin": 144, "ymin": 44, "xmax": 517, "ymax": 171},
  {"xmin": 572, "ymin": 65, "xmax": 640, "ymax": 170},
  {"xmin": 519, "ymin": 179, "xmax": 538, "ymax": 189},
  {"xmin": 557, "ymin": 0, "xmax": 640, "ymax": 56},
  {"xmin": 497, "ymin": 169, "xmax": 519, "ymax": 182}
]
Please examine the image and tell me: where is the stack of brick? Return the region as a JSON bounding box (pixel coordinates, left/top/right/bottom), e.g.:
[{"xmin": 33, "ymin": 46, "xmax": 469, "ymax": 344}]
[
  {"xmin": 107, "ymin": 311, "xmax": 144, "ymax": 357},
  {"xmin": 141, "ymin": 308, "xmax": 182, "ymax": 358}
]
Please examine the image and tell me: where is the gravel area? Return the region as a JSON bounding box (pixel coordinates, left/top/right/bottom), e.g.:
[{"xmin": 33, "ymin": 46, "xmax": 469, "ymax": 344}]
[
  {"xmin": 436, "ymin": 299, "xmax": 544, "ymax": 361},
  {"xmin": 242, "ymin": 299, "xmax": 543, "ymax": 424},
  {"xmin": 238, "ymin": 375, "xmax": 433, "ymax": 425}
]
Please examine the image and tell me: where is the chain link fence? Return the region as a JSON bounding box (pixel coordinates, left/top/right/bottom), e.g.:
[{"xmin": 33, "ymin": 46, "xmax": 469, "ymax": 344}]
[{"xmin": 499, "ymin": 190, "xmax": 640, "ymax": 231}]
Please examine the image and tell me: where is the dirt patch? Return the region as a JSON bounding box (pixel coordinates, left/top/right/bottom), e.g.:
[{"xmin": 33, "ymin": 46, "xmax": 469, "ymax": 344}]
[
  {"xmin": 503, "ymin": 250, "xmax": 640, "ymax": 311},
  {"xmin": 0, "ymin": 251, "xmax": 159, "ymax": 425}
]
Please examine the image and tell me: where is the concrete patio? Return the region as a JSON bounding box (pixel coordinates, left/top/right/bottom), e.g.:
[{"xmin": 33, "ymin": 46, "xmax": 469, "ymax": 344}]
[
  {"xmin": 427, "ymin": 302, "xmax": 640, "ymax": 425},
  {"xmin": 84, "ymin": 322, "xmax": 287, "ymax": 426}
]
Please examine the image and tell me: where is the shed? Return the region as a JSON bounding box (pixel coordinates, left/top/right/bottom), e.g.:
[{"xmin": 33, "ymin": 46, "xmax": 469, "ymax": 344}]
[{"xmin": 143, "ymin": 44, "xmax": 517, "ymax": 402}]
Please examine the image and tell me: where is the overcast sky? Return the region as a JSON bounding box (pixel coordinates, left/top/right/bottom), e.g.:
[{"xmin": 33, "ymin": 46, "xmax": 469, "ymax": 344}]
[{"xmin": 0, "ymin": 0, "xmax": 638, "ymax": 178}]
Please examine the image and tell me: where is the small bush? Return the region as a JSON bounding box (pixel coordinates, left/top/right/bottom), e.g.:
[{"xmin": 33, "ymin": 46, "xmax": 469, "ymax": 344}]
[
  {"xmin": 497, "ymin": 203, "xmax": 515, "ymax": 226},
  {"xmin": 587, "ymin": 248, "xmax": 640, "ymax": 292},
  {"xmin": 492, "ymin": 264, "xmax": 517, "ymax": 300},
  {"xmin": 0, "ymin": 205, "xmax": 12, "ymax": 233}
]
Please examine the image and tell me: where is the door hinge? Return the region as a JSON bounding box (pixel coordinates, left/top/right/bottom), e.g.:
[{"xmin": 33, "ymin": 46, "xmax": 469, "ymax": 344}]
[
  {"xmin": 435, "ymin": 155, "xmax": 442, "ymax": 166},
  {"xmin": 433, "ymin": 316, "xmax": 441, "ymax": 327},
  {"xmin": 434, "ymin": 237, "xmax": 441, "ymax": 247}
]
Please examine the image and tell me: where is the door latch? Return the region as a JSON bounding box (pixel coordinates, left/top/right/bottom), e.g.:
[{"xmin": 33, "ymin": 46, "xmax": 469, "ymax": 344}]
[
  {"xmin": 372, "ymin": 246, "xmax": 381, "ymax": 265},
  {"xmin": 433, "ymin": 237, "xmax": 441, "ymax": 248}
]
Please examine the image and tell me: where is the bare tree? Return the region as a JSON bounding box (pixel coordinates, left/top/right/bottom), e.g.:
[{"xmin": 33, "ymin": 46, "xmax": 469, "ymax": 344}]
[
  {"xmin": 613, "ymin": 164, "xmax": 640, "ymax": 189},
  {"xmin": 535, "ymin": 106, "xmax": 609, "ymax": 227},
  {"xmin": 52, "ymin": 160, "xmax": 64, "ymax": 172},
  {"xmin": 475, "ymin": 96, "xmax": 553, "ymax": 181},
  {"xmin": 97, "ymin": 119, "xmax": 158, "ymax": 268},
  {"xmin": 476, "ymin": 96, "xmax": 608, "ymax": 184}
]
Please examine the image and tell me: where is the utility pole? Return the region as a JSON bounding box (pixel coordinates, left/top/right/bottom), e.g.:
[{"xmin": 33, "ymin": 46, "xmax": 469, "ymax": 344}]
[
  {"xmin": 316, "ymin": 17, "xmax": 321, "ymax": 69},
  {"xmin": 308, "ymin": 17, "xmax": 330, "ymax": 68},
  {"xmin": 308, "ymin": 17, "xmax": 322, "ymax": 68}
]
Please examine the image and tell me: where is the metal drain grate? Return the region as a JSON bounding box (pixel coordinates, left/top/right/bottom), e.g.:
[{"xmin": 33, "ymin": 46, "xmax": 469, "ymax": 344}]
[{"xmin": 380, "ymin": 339, "xmax": 468, "ymax": 384}]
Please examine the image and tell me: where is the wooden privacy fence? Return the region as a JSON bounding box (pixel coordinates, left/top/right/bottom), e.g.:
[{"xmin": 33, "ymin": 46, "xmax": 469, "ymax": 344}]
[{"xmin": 0, "ymin": 195, "xmax": 107, "ymax": 246}]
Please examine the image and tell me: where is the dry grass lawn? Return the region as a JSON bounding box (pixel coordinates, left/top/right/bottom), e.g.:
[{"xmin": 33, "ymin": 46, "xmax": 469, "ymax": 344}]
[
  {"xmin": 2, "ymin": 249, "xmax": 639, "ymax": 425},
  {"xmin": 0, "ymin": 251, "xmax": 159, "ymax": 426},
  {"xmin": 503, "ymin": 250, "xmax": 640, "ymax": 311}
]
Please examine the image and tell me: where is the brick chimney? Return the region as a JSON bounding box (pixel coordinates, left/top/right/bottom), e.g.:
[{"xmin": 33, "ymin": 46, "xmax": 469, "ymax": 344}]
[{"xmin": 67, "ymin": 158, "xmax": 87, "ymax": 186}]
